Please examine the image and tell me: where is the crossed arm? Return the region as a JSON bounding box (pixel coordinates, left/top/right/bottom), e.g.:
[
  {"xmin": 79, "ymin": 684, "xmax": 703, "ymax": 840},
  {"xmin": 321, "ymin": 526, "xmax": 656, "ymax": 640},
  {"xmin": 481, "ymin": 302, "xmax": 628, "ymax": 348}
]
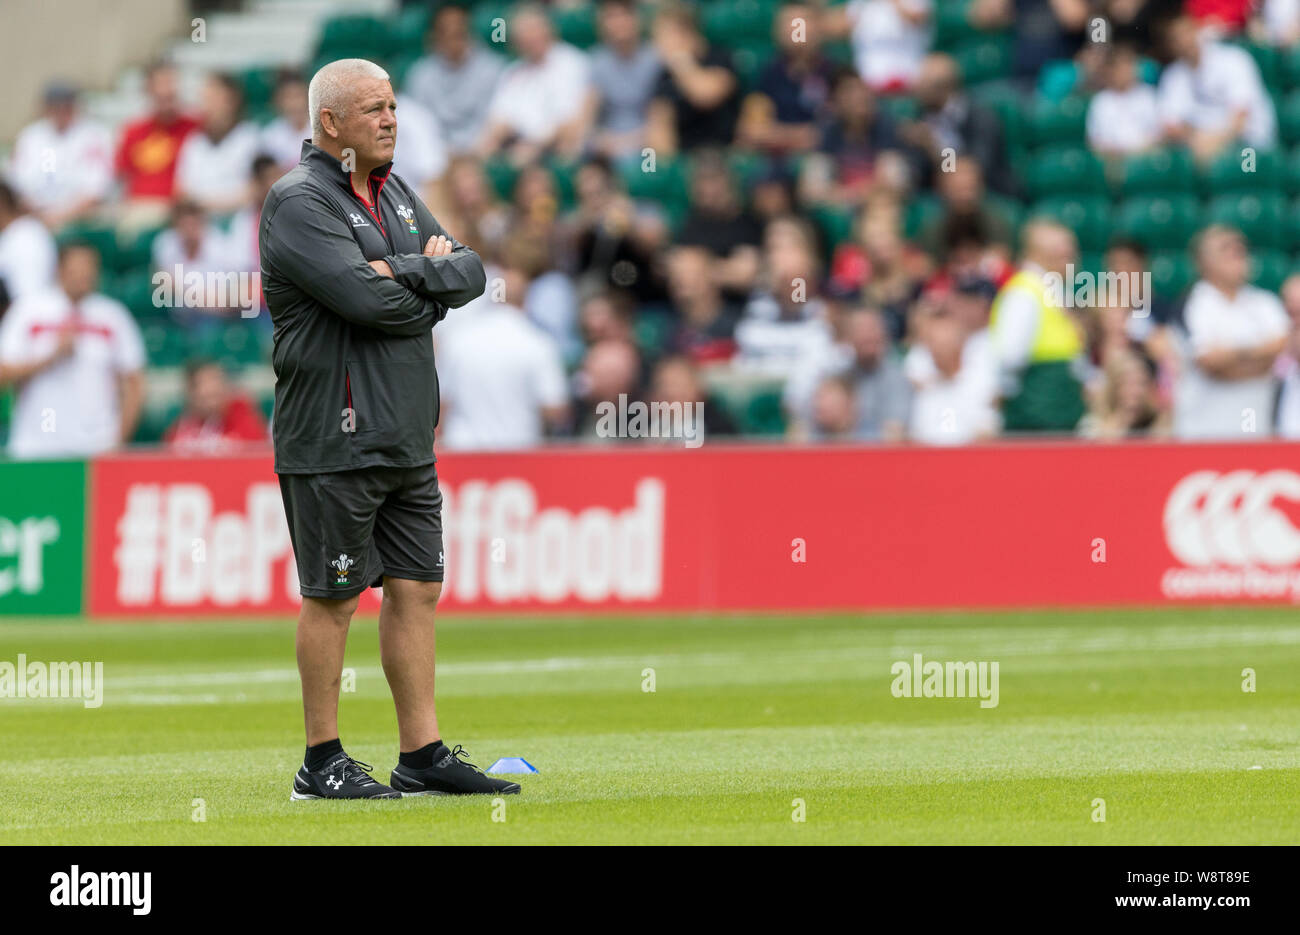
[{"xmin": 262, "ymin": 192, "xmax": 485, "ymax": 336}]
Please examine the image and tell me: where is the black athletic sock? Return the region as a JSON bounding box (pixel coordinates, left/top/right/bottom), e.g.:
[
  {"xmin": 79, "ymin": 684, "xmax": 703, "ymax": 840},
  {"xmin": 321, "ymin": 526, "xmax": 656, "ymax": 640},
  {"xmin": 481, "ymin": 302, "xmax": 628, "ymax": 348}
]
[
  {"xmin": 305, "ymin": 738, "xmax": 344, "ymax": 771},
  {"xmin": 399, "ymin": 740, "xmax": 444, "ymax": 770}
]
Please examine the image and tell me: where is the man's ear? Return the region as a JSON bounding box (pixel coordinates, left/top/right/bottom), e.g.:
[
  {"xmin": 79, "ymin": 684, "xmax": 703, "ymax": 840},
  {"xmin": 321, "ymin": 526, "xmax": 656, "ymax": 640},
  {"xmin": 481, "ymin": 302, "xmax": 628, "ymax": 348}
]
[{"xmin": 320, "ymin": 109, "xmax": 339, "ymax": 139}]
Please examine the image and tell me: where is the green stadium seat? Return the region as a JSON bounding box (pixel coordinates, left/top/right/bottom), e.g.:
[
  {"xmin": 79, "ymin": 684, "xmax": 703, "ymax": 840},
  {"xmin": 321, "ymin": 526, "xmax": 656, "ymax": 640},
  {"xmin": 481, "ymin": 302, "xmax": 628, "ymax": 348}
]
[
  {"xmin": 1204, "ymin": 193, "xmax": 1288, "ymax": 249},
  {"xmin": 1201, "ymin": 147, "xmax": 1282, "ymax": 192},
  {"xmin": 551, "ymin": 4, "xmax": 597, "ymax": 49},
  {"xmin": 620, "ymin": 155, "xmax": 689, "ymax": 211},
  {"xmin": 1201, "ymin": 192, "xmax": 1284, "ymax": 248},
  {"xmin": 1024, "ymin": 145, "xmax": 1106, "ymax": 199},
  {"xmin": 115, "ymin": 268, "xmax": 165, "ymax": 321},
  {"xmin": 1036, "ymin": 60, "xmax": 1081, "ymax": 101},
  {"xmin": 1031, "ymin": 195, "xmax": 1111, "ymax": 253},
  {"xmin": 730, "ymin": 41, "xmax": 774, "ymax": 92},
  {"xmin": 133, "ymin": 400, "xmax": 183, "ymax": 445},
  {"xmin": 472, "ymin": 4, "xmax": 511, "ymax": 48},
  {"xmin": 481, "ymin": 156, "xmax": 519, "ymax": 201},
  {"xmin": 877, "ymin": 95, "xmax": 920, "ymax": 123},
  {"xmin": 903, "ymin": 195, "xmax": 943, "ymax": 240},
  {"xmin": 198, "ymin": 322, "xmax": 266, "ymax": 370},
  {"xmin": 1118, "ymin": 147, "xmax": 1196, "ymax": 197},
  {"xmin": 1026, "ymin": 95, "xmax": 1088, "ymax": 148},
  {"xmin": 985, "ymin": 194, "xmax": 1025, "ymax": 238},
  {"xmin": 315, "ymin": 14, "xmax": 389, "ymax": 60},
  {"xmin": 741, "ymin": 385, "xmax": 786, "ymax": 436},
  {"xmin": 141, "ymin": 322, "xmax": 193, "ymax": 368},
  {"xmin": 240, "ymin": 67, "xmax": 279, "ymax": 116},
  {"xmin": 59, "ymin": 223, "xmax": 118, "ymax": 270},
  {"xmin": 700, "ymin": 0, "xmax": 779, "ymax": 48},
  {"xmin": 809, "ymin": 203, "xmax": 855, "ymax": 251},
  {"xmin": 1113, "ymin": 195, "xmax": 1200, "ymax": 250},
  {"xmin": 1288, "ymin": 147, "xmax": 1300, "ymax": 196},
  {"xmin": 545, "ymin": 157, "xmax": 579, "ymax": 212},
  {"xmin": 934, "ymin": 1, "xmax": 979, "ymax": 51},
  {"xmin": 633, "ymin": 313, "xmax": 674, "ymax": 360},
  {"xmin": 953, "ymin": 35, "xmax": 1012, "ymax": 86},
  {"xmin": 1280, "ymin": 91, "xmax": 1300, "ymax": 146},
  {"xmin": 115, "ymin": 225, "xmax": 164, "ymax": 271},
  {"xmin": 1284, "ymin": 45, "xmax": 1300, "ymax": 90},
  {"xmin": 1149, "ymin": 251, "xmax": 1195, "ymax": 299},
  {"xmin": 386, "ymin": 5, "xmax": 431, "ymax": 56},
  {"xmin": 968, "ymin": 80, "xmax": 1025, "ymax": 150},
  {"xmin": 1251, "ymin": 249, "xmax": 1291, "ymax": 292}
]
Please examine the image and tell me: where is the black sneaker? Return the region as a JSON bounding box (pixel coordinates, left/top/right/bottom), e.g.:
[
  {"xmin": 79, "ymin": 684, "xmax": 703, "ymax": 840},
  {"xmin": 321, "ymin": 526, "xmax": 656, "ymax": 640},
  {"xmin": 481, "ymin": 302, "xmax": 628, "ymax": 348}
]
[
  {"xmin": 389, "ymin": 744, "xmax": 522, "ymax": 796},
  {"xmin": 291, "ymin": 752, "xmax": 402, "ymax": 800}
]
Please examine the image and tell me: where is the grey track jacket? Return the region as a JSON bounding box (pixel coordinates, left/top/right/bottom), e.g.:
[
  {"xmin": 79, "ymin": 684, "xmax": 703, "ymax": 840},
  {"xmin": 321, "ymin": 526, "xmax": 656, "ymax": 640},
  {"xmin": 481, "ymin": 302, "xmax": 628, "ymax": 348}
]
[{"xmin": 260, "ymin": 141, "xmax": 486, "ymax": 474}]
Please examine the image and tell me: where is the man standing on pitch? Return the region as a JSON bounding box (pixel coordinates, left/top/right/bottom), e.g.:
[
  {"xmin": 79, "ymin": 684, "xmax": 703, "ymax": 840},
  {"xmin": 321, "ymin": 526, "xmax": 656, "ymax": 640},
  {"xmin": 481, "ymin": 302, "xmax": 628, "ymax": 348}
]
[{"xmin": 261, "ymin": 58, "xmax": 518, "ymax": 799}]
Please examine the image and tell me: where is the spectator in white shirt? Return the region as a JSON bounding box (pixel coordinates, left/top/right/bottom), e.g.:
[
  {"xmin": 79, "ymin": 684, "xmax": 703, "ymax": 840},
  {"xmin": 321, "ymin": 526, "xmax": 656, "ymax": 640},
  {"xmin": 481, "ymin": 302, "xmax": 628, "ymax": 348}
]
[
  {"xmin": 1257, "ymin": 0, "xmax": 1300, "ymax": 45},
  {"xmin": 825, "ymin": 0, "xmax": 933, "ymax": 93},
  {"xmin": 1174, "ymin": 225, "xmax": 1289, "ymax": 440},
  {"xmin": 6, "ymin": 82, "xmax": 113, "ymax": 230},
  {"xmin": 0, "ymin": 181, "xmax": 57, "ymax": 304},
  {"xmin": 175, "ymin": 73, "xmax": 261, "ymax": 214},
  {"xmin": 404, "ymin": 4, "xmax": 505, "ymax": 154},
  {"xmin": 906, "ymin": 303, "xmax": 999, "ymax": 444},
  {"xmin": 152, "ymin": 198, "xmax": 241, "ymax": 327},
  {"xmin": 1158, "ymin": 15, "xmax": 1276, "ymax": 162},
  {"xmin": 258, "ymin": 71, "xmax": 312, "ymax": 172},
  {"xmin": 435, "ymin": 260, "xmax": 570, "ymax": 450},
  {"xmin": 1087, "ymin": 42, "xmax": 1161, "ymax": 157},
  {"xmin": 0, "ymin": 242, "xmax": 144, "ymax": 458},
  {"xmin": 479, "ymin": 4, "xmax": 592, "ymax": 164}
]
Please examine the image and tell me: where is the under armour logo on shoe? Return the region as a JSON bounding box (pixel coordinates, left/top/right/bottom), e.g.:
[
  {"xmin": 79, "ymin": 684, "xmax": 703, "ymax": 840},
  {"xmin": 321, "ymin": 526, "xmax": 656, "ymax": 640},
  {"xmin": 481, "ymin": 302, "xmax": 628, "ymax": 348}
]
[{"xmin": 326, "ymin": 775, "xmax": 342, "ymax": 789}]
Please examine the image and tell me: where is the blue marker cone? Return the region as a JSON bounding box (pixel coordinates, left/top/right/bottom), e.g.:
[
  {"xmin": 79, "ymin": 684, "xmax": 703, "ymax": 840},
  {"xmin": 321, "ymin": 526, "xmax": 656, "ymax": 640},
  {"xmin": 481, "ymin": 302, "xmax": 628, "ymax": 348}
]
[{"xmin": 487, "ymin": 757, "xmax": 538, "ymax": 774}]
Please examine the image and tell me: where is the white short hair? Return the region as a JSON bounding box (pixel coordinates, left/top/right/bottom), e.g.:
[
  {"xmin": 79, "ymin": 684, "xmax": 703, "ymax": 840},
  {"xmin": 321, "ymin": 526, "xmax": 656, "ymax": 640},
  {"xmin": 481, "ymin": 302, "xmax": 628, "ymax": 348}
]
[{"xmin": 308, "ymin": 58, "xmax": 390, "ymax": 139}]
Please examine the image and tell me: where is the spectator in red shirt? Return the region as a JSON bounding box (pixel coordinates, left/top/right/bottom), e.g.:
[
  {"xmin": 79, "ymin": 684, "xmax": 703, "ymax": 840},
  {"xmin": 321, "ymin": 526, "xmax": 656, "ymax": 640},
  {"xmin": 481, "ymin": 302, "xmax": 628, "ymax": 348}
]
[
  {"xmin": 115, "ymin": 62, "xmax": 199, "ymax": 227},
  {"xmin": 165, "ymin": 358, "xmax": 267, "ymax": 453}
]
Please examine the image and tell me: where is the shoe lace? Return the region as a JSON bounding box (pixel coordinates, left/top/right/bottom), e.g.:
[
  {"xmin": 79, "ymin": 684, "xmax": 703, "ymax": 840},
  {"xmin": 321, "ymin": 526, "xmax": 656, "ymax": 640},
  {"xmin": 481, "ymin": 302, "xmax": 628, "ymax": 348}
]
[
  {"xmin": 447, "ymin": 744, "xmax": 482, "ymax": 772},
  {"xmin": 341, "ymin": 756, "xmax": 379, "ymax": 786}
]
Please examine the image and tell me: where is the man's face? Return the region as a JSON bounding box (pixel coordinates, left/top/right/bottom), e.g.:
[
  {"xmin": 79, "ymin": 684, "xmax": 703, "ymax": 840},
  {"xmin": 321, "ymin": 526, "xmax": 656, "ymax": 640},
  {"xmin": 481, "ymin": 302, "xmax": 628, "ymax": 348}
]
[
  {"xmin": 329, "ymin": 77, "xmax": 396, "ymax": 169},
  {"xmin": 513, "ymin": 12, "xmax": 552, "ymax": 62},
  {"xmin": 598, "ymin": 2, "xmax": 639, "ymax": 46},
  {"xmin": 433, "ymin": 8, "xmax": 470, "ymax": 61},
  {"xmin": 189, "ymin": 366, "xmax": 229, "ymax": 420},
  {"xmin": 276, "ymin": 81, "xmax": 308, "ymax": 125},
  {"xmin": 940, "ymin": 161, "xmax": 981, "ymax": 209},
  {"xmin": 148, "ymin": 68, "xmax": 180, "ymax": 116},
  {"xmin": 201, "ymin": 80, "xmax": 240, "ymax": 132},
  {"xmin": 1200, "ymin": 230, "xmax": 1249, "ymax": 289},
  {"xmin": 59, "ymin": 248, "xmax": 99, "ymax": 302},
  {"xmin": 846, "ymin": 311, "xmax": 886, "ymax": 367},
  {"xmin": 1168, "ymin": 19, "xmax": 1199, "ymax": 61},
  {"xmin": 914, "ymin": 57, "xmax": 955, "ymax": 110}
]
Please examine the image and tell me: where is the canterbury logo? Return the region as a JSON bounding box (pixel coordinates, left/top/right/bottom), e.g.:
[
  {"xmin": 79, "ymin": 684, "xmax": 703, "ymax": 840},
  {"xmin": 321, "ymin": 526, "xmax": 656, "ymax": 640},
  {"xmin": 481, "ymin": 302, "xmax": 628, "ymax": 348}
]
[
  {"xmin": 331, "ymin": 553, "xmax": 355, "ymax": 574},
  {"xmin": 1164, "ymin": 469, "xmax": 1300, "ymax": 567}
]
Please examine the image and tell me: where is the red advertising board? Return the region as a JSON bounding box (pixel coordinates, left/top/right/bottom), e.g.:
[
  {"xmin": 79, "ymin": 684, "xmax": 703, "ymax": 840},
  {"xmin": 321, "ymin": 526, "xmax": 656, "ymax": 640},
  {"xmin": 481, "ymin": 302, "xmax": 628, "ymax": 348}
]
[{"xmin": 86, "ymin": 441, "xmax": 1300, "ymax": 616}]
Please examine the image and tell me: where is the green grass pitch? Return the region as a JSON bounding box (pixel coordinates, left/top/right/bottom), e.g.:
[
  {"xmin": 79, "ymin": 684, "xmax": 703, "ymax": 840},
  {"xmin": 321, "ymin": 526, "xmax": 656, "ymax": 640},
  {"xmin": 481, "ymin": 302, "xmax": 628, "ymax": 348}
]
[{"xmin": 1, "ymin": 607, "xmax": 1297, "ymax": 844}]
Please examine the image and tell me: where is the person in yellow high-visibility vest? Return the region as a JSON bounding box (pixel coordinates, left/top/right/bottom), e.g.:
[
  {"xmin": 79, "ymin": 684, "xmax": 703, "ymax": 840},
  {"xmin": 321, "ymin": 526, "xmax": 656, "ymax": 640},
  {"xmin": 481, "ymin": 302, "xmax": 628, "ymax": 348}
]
[{"xmin": 989, "ymin": 219, "xmax": 1086, "ymax": 433}]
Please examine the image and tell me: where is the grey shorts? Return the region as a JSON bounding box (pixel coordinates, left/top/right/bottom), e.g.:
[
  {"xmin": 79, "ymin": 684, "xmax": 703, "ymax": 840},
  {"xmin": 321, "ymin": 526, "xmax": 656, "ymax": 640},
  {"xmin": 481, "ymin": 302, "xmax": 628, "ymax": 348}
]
[{"xmin": 278, "ymin": 462, "xmax": 444, "ymax": 599}]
